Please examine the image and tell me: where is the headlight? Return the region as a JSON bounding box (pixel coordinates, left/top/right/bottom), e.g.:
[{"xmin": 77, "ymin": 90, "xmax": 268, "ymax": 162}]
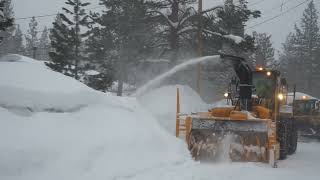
[
  {"xmin": 278, "ymin": 93, "xmax": 284, "ymax": 100},
  {"xmin": 224, "ymin": 93, "xmax": 229, "ymax": 98},
  {"xmin": 267, "ymin": 71, "xmax": 272, "ymax": 76}
]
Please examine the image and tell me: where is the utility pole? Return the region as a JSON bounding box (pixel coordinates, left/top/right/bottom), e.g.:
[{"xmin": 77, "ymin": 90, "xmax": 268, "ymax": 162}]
[{"xmin": 197, "ymin": 0, "xmax": 203, "ymax": 95}]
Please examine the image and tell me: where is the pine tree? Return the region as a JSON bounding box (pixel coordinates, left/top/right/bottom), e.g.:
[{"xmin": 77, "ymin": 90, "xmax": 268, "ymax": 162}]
[
  {"xmin": 153, "ymin": 0, "xmax": 260, "ymax": 62},
  {"xmin": 46, "ymin": 0, "xmax": 91, "ymax": 80},
  {"xmin": 11, "ymin": 25, "xmax": 24, "ymax": 54},
  {"xmin": 300, "ymin": 0, "xmax": 320, "ymax": 94},
  {"xmin": 154, "ymin": 0, "xmax": 198, "ymax": 63},
  {"xmin": 38, "ymin": 27, "xmax": 50, "ymax": 61},
  {"xmin": 201, "ymin": 0, "xmax": 260, "ymax": 93},
  {"xmin": 25, "ymin": 17, "xmax": 39, "ymax": 58},
  {"xmin": 46, "ymin": 14, "xmax": 71, "ymax": 75},
  {"xmin": 280, "ymin": 0, "xmax": 320, "ymax": 95},
  {"xmin": 0, "ymin": 0, "xmax": 14, "ymax": 33},
  {"xmin": 98, "ymin": 0, "xmax": 159, "ymax": 96},
  {"xmin": 252, "ymin": 31, "xmax": 275, "ymax": 68},
  {"xmin": 280, "ymin": 33, "xmax": 296, "ymax": 77},
  {"xmin": 0, "ymin": 0, "xmax": 14, "ymax": 54},
  {"xmin": 216, "ymin": 0, "xmax": 260, "ymax": 56},
  {"xmin": 85, "ymin": 26, "xmax": 115, "ymax": 92}
]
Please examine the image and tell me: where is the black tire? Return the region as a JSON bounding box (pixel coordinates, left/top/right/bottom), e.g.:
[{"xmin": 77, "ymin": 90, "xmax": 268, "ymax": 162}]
[
  {"xmin": 278, "ymin": 118, "xmax": 288, "ymax": 160},
  {"xmin": 288, "ymin": 120, "xmax": 298, "ymax": 155}
]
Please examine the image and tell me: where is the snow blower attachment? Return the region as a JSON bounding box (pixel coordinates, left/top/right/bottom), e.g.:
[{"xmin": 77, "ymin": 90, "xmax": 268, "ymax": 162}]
[{"xmin": 176, "ymin": 54, "xmax": 297, "ymax": 167}]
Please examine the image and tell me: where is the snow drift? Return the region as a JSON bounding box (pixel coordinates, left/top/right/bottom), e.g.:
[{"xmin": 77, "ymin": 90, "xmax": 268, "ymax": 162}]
[
  {"xmin": 0, "ymin": 55, "xmax": 191, "ymax": 180},
  {"xmin": 0, "ymin": 54, "xmax": 101, "ymax": 115}
]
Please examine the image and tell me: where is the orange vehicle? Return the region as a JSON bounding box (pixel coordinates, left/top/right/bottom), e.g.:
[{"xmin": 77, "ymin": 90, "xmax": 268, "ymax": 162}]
[{"xmin": 176, "ymin": 54, "xmax": 297, "ymax": 167}]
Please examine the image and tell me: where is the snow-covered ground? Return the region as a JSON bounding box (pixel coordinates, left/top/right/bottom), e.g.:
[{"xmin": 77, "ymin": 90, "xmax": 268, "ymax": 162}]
[
  {"xmin": 0, "ymin": 55, "xmax": 320, "ymax": 180},
  {"xmin": 123, "ymin": 142, "xmax": 320, "ymax": 180},
  {"xmin": 0, "ymin": 55, "xmax": 191, "ymax": 180}
]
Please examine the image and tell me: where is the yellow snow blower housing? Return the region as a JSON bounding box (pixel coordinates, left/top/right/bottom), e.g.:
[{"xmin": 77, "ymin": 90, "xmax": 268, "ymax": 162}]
[{"xmin": 176, "ymin": 54, "xmax": 297, "ymax": 167}]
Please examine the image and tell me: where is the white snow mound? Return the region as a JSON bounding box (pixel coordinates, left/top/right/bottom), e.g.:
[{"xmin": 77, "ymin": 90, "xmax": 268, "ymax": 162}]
[
  {"xmin": 287, "ymin": 92, "xmax": 318, "ymax": 104},
  {"xmin": 0, "ymin": 54, "xmax": 104, "ymax": 114},
  {"xmin": 0, "ymin": 54, "xmax": 90, "ymax": 93},
  {"xmin": 0, "ymin": 55, "xmax": 191, "ymax": 180}
]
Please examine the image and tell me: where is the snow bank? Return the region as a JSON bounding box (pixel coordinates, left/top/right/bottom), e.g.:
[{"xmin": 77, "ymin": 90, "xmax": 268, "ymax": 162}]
[
  {"xmin": 0, "ymin": 101, "xmax": 191, "ymax": 180},
  {"xmin": 0, "ymin": 54, "xmax": 91, "ymax": 93},
  {"xmin": 287, "ymin": 92, "xmax": 318, "ymax": 104},
  {"xmin": 138, "ymin": 85, "xmax": 210, "ymax": 134},
  {"xmin": 0, "ymin": 55, "xmax": 192, "ymax": 180},
  {"xmin": 0, "ymin": 54, "xmax": 103, "ymax": 114}
]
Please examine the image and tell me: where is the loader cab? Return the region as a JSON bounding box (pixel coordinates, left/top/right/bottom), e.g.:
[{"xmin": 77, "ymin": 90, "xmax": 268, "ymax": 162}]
[
  {"xmin": 251, "ymin": 69, "xmax": 282, "ymax": 111},
  {"xmin": 226, "ymin": 68, "xmax": 285, "ymax": 113},
  {"xmin": 252, "ymin": 70, "xmax": 277, "ymax": 99}
]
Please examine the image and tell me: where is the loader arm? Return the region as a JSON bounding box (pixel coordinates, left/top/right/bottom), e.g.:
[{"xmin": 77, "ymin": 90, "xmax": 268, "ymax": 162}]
[{"xmin": 220, "ymin": 54, "xmax": 253, "ymax": 111}]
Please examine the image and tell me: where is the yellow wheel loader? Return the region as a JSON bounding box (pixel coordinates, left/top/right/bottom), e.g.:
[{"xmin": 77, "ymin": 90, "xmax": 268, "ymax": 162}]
[{"xmin": 176, "ymin": 54, "xmax": 297, "ymax": 167}]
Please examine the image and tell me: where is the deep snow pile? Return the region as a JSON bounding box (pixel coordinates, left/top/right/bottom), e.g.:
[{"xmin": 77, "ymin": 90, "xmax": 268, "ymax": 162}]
[
  {"xmin": 0, "ymin": 54, "xmax": 102, "ymax": 115},
  {"xmin": 287, "ymin": 92, "xmax": 318, "ymax": 103},
  {"xmin": 138, "ymin": 85, "xmax": 210, "ymax": 134},
  {"xmin": 0, "ymin": 55, "xmax": 191, "ymax": 180}
]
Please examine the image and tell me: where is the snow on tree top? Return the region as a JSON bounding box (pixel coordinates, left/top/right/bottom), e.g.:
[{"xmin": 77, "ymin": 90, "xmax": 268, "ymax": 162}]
[
  {"xmin": 223, "ymin": 34, "xmax": 244, "ymax": 44},
  {"xmin": 85, "ymin": 70, "xmax": 100, "ymax": 76}
]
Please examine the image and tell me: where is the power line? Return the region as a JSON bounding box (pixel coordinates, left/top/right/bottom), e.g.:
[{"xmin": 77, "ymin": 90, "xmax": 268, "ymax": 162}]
[
  {"xmin": 247, "ymin": 0, "xmax": 300, "ymax": 28},
  {"xmin": 15, "ymin": 13, "xmax": 59, "ymax": 21},
  {"xmin": 261, "ymin": 0, "xmax": 299, "ymax": 14},
  {"xmin": 280, "ymin": 0, "xmax": 297, "ymax": 9},
  {"xmin": 247, "ymin": 0, "xmax": 310, "ymax": 29},
  {"xmin": 15, "ymin": 6, "xmax": 103, "ymax": 21},
  {"xmin": 249, "ymin": 0, "xmax": 266, "ymax": 6}
]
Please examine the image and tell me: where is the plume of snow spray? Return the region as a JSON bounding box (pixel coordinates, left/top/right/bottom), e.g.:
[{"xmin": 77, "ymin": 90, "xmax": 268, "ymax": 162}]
[
  {"xmin": 217, "ymin": 134, "xmax": 234, "ymax": 163},
  {"xmin": 133, "ymin": 55, "xmax": 221, "ymax": 96}
]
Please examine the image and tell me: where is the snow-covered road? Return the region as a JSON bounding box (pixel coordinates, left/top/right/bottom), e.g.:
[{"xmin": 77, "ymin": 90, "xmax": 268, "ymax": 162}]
[{"xmin": 113, "ymin": 142, "xmax": 320, "ymax": 180}]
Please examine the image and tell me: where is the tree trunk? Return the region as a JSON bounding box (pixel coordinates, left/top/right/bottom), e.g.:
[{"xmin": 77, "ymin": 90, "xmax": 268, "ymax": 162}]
[
  {"xmin": 74, "ymin": 2, "xmax": 80, "ymax": 80},
  {"xmin": 117, "ymin": 79, "xmax": 123, "ymax": 96},
  {"xmin": 169, "ymin": 0, "xmax": 179, "ymax": 64},
  {"xmin": 75, "ymin": 45, "xmax": 79, "ymax": 80},
  {"xmin": 117, "ymin": 60, "xmax": 126, "ymax": 96}
]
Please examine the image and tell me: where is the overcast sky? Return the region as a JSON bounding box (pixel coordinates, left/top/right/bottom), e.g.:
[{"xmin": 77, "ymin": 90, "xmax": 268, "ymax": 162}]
[{"xmin": 12, "ymin": 0, "xmax": 320, "ymax": 56}]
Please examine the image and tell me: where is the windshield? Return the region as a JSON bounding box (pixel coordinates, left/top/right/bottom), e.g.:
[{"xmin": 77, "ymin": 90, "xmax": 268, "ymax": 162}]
[{"xmin": 252, "ymin": 72, "xmax": 275, "ymax": 99}]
